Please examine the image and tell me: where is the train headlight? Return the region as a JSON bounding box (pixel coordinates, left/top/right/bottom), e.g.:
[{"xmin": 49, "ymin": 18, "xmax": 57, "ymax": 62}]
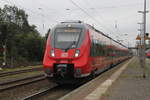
[
  {"xmin": 75, "ymin": 49, "xmax": 80, "ymax": 57},
  {"xmin": 51, "ymin": 49, "xmax": 55, "ymax": 57}
]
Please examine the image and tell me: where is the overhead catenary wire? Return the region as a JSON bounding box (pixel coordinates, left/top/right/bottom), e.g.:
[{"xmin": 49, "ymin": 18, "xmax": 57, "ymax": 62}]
[
  {"xmin": 83, "ymin": 0, "xmax": 136, "ymax": 38},
  {"xmin": 69, "ymin": 0, "xmax": 113, "ymax": 31},
  {"xmin": 82, "ymin": 0, "xmax": 136, "ymax": 44},
  {"xmin": 69, "ymin": 0, "xmax": 124, "ymax": 40},
  {"xmin": 80, "ymin": 0, "xmax": 121, "ymax": 37},
  {"xmin": 70, "ymin": 0, "xmax": 134, "ymax": 47}
]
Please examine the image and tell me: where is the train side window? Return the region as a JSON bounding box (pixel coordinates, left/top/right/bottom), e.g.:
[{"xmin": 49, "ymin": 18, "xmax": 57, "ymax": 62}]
[
  {"xmin": 97, "ymin": 43, "xmax": 101, "ymax": 56},
  {"xmin": 99, "ymin": 41, "xmax": 103, "ymax": 56},
  {"xmin": 95, "ymin": 41, "xmax": 99, "ymax": 56},
  {"xmin": 90, "ymin": 38, "xmax": 95, "ymax": 56},
  {"xmin": 101, "ymin": 44, "xmax": 106, "ymax": 56},
  {"xmin": 94, "ymin": 40, "xmax": 98, "ymax": 56}
]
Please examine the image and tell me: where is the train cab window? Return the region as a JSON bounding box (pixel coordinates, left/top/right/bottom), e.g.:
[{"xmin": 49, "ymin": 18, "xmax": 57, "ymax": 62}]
[{"xmin": 54, "ymin": 28, "xmax": 82, "ymax": 49}]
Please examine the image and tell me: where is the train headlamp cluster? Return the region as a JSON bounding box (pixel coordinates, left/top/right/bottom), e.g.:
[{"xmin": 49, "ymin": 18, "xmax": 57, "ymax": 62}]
[
  {"xmin": 51, "ymin": 49, "xmax": 55, "ymax": 57},
  {"xmin": 75, "ymin": 49, "xmax": 80, "ymax": 57}
]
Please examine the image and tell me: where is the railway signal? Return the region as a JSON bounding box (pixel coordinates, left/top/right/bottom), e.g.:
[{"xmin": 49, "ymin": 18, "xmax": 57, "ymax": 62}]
[
  {"xmin": 136, "ymin": 35, "xmax": 141, "ymax": 40},
  {"xmin": 136, "ymin": 33, "xmax": 150, "ymax": 40},
  {"xmin": 145, "ymin": 33, "xmax": 150, "ymax": 40}
]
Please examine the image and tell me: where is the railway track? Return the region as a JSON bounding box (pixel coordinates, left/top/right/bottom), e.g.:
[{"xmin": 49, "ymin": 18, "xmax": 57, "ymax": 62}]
[
  {"xmin": 0, "ymin": 74, "xmax": 45, "ymax": 92},
  {"xmin": 22, "ymin": 60, "xmax": 130, "ymax": 100},
  {"xmin": 22, "ymin": 85, "xmax": 78, "ymax": 100},
  {"xmin": 0, "ymin": 67, "xmax": 42, "ymax": 77},
  {"xmin": 0, "ymin": 59, "xmax": 131, "ymax": 100},
  {"xmin": 23, "ymin": 86, "xmax": 57, "ymax": 100}
]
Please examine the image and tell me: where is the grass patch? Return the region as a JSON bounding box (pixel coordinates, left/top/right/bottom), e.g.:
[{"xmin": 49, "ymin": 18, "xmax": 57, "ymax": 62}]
[
  {"xmin": 128, "ymin": 57, "xmax": 140, "ymax": 69},
  {"xmin": 120, "ymin": 74, "xmax": 130, "ymax": 78},
  {"xmin": 102, "ymin": 92, "xmax": 110, "ymax": 97}
]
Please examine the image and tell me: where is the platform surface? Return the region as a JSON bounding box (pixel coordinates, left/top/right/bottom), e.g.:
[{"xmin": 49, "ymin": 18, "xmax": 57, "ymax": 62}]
[{"xmin": 101, "ymin": 57, "xmax": 150, "ymax": 100}]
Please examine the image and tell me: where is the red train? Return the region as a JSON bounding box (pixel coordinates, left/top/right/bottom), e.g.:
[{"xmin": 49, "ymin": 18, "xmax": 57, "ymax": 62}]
[
  {"xmin": 146, "ymin": 49, "xmax": 150, "ymax": 58},
  {"xmin": 43, "ymin": 20, "xmax": 130, "ymax": 84},
  {"xmin": 146, "ymin": 53, "xmax": 150, "ymax": 58}
]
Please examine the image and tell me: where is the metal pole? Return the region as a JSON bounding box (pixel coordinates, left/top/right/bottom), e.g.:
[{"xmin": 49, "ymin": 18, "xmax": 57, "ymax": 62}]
[
  {"xmin": 141, "ymin": 0, "xmax": 147, "ymax": 78},
  {"xmin": 141, "ymin": 0, "xmax": 146, "ymax": 78},
  {"xmin": 137, "ymin": 23, "xmax": 143, "ymax": 57},
  {"xmin": 138, "ymin": 0, "xmax": 149, "ymax": 78}
]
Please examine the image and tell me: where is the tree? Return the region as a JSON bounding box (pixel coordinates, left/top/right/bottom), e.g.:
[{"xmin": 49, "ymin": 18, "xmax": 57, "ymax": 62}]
[{"xmin": 0, "ymin": 5, "xmax": 45, "ymax": 67}]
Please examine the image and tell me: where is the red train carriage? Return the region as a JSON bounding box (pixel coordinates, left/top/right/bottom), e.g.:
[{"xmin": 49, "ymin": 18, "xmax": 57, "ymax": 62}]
[
  {"xmin": 146, "ymin": 53, "xmax": 150, "ymax": 58},
  {"xmin": 146, "ymin": 49, "xmax": 150, "ymax": 58},
  {"xmin": 43, "ymin": 20, "xmax": 130, "ymax": 84}
]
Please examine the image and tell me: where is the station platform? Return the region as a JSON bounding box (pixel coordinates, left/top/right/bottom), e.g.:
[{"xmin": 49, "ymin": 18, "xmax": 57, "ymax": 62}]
[
  {"xmin": 100, "ymin": 57, "xmax": 150, "ymax": 100},
  {"xmin": 59, "ymin": 57, "xmax": 150, "ymax": 100}
]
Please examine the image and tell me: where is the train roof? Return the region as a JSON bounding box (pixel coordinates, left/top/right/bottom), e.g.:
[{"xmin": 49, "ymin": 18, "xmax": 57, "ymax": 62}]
[
  {"xmin": 85, "ymin": 23, "xmax": 128, "ymax": 49},
  {"xmin": 55, "ymin": 20, "xmax": 128, "ymax": 49},
  {"xmin": 55, "ymin": 20, "xmax": 85, "ymax": 28}
]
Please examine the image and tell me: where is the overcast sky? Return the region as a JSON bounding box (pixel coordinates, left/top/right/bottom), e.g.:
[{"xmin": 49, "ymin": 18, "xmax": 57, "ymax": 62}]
[{"xmin": 0, "ymin": 0, "xmax": 150, "ymax": 47}]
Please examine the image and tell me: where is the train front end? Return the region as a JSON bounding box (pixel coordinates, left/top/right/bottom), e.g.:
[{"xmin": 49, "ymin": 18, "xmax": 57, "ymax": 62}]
[{"xmin": 43, "ymin": 21, "xmax": 91, "ymax": 84}]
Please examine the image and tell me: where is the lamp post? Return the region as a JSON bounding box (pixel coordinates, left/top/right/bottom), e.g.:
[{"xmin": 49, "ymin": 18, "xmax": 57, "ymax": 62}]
[{"xmin": 38, "ymin": 8, "xmax": 45, "ymax": 33}]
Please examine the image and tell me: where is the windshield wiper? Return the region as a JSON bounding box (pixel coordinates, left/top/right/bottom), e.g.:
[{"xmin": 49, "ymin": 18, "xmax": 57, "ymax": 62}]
[{"xmin": 65, "ymin": 41, "xmax": 76, "ymax": 52}]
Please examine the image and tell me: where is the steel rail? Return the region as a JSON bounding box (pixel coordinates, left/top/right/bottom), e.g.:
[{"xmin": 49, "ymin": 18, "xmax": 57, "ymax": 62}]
[
  {"xmin": 22, "ymin": 86, "xmax": 59, "ymax": 100},
  {"xmin": 0, "ymin": 74, "xmax": 45, "ymax": 92}
]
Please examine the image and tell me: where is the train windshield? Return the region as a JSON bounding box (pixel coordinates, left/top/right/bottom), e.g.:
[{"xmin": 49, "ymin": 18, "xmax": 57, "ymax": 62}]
[{"xmin": 54, "ymin": 28, "xmax": 82, "ymax": 49}]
